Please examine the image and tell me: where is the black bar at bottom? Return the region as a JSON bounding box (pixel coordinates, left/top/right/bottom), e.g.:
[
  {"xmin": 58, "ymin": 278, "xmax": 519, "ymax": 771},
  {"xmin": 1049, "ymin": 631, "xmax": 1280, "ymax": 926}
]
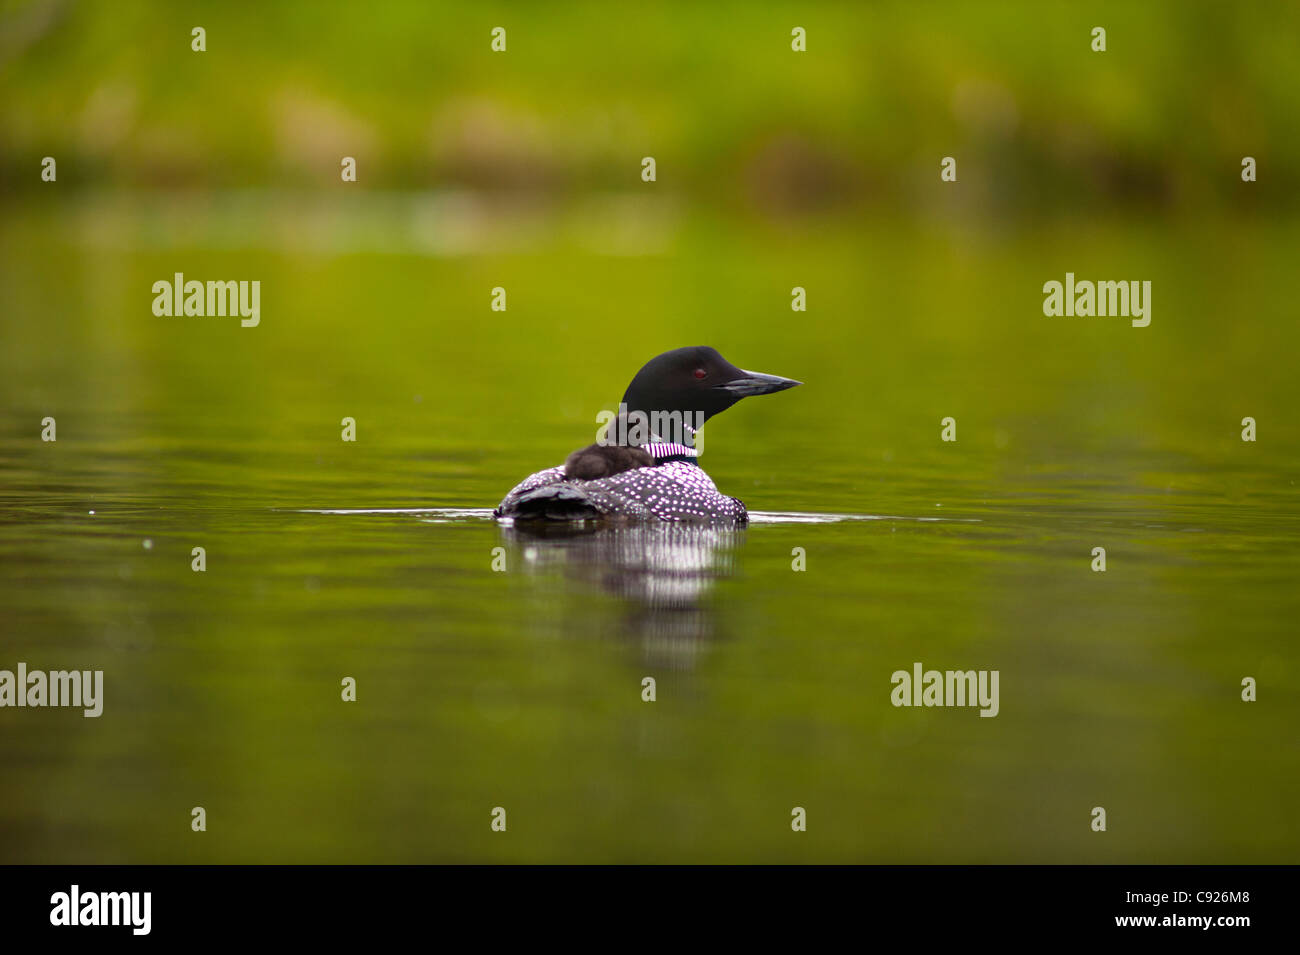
[{"xmin": 0, "ymin": 864, "xmax": 1288, "ymax": 941}]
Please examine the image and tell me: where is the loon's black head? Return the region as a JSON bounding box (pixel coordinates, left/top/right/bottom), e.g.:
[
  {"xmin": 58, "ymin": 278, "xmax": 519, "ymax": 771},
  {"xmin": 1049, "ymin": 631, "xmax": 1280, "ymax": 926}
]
[{"xmin": 617, "ymin": 346, "xmax": 801, "ymax": 445}]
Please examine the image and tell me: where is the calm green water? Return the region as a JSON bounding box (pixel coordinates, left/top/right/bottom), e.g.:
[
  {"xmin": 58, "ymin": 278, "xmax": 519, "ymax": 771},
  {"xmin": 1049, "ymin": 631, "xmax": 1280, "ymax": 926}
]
[{"xmin": 1, "ymin": 206, "xmax": 1297, "ymax": 862}]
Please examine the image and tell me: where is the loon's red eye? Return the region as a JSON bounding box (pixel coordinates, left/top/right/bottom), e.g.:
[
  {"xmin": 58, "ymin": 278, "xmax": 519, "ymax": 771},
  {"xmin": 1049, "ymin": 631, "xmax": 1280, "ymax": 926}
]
[{"xmin": 693, "ymin": 368, "xmax": 707, "ymax": 380}]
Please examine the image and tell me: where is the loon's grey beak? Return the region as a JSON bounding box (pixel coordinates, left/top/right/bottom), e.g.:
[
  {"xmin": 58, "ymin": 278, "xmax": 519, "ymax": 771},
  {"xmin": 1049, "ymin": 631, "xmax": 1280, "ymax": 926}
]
[{"xmin": 718, "ymin": 369, "xmax": 803, "ymax": 397}]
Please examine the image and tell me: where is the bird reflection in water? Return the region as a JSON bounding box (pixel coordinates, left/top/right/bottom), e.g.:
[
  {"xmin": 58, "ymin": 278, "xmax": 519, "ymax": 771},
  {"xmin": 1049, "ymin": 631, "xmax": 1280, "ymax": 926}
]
[{"xmin": 498, "ymin": 522, "xmax": 744, "ymax": 668}]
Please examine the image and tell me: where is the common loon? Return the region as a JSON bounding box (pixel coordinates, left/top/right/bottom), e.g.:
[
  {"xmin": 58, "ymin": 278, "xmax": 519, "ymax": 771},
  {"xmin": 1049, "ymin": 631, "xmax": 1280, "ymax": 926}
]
[{"xmin": 494, "ymin": 346, "xmax": 801, "ymax": 524}]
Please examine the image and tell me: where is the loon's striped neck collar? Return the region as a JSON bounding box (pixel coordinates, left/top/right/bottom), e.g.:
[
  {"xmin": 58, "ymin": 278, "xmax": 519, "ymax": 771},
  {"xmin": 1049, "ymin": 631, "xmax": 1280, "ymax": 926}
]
[{"xmin": 643, "ymin": 441, "xmax": 700, "ymax": 465}]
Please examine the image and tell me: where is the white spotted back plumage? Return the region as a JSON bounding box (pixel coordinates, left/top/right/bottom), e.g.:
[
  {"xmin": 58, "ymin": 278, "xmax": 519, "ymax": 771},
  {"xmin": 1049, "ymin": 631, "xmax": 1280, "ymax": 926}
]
[{"xmin": 495, "ymin": 460, "xmax": 747, "ymax": 523}]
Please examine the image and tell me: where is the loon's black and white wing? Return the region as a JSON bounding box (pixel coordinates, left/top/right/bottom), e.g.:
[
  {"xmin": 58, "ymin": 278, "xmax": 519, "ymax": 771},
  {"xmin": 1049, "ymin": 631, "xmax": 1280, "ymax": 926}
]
[{"xmin": 494, "ymin": 461, "xmax": 747, "ymax": 524}]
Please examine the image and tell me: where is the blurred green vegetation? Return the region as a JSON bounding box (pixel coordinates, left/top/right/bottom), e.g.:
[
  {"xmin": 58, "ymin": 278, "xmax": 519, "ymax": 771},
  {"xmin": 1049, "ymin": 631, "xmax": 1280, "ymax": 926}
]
[{"xmin": 2, "ymin": 0, "xmax": 1298, "ymax": 218}]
